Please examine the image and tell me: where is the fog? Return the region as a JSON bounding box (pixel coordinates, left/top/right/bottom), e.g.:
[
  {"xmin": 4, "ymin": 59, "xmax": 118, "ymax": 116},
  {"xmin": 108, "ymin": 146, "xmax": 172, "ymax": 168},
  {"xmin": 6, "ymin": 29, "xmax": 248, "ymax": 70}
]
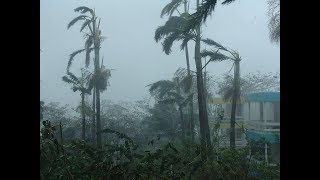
[{"xmin": 40, "ymin": 0, "xmax": 279, "ymax": 106}]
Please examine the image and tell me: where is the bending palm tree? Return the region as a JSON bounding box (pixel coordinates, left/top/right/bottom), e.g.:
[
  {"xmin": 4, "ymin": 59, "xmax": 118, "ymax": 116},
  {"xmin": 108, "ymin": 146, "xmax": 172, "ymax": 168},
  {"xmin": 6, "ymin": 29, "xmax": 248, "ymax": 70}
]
[
  {"xmin": 62, "ymin": 69, "xmax": 91, "ymax": 140},
  {"xmin": 67, "ymin": 6, "xmax": 107, "ymax": 148},
  {"xmin": 155, "ymin": 12, "xmax": 213, "ymax": 151},
  {"xmin": 201, "ymin": 38, "xmax": 241, "ymax": 149}
]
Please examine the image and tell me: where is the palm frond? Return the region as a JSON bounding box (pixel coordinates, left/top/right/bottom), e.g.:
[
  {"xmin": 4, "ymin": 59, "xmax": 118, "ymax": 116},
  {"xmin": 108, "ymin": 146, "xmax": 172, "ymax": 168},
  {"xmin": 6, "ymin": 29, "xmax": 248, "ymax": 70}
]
[
  {"xmin": 67, "ymin": 49, "xmax": 86, "ymax": 72},
  {"xmin": 149, "ymin": 80, "xmax": 175, "ymax": 99},
  {"xmin": 154, "ymin": 16, "xmax": 186, "ymax": 42},
  {"xmin": 201, "ymin": 50, "xmax": 229, "ymax": 62},
  {"xmin": 161, "ymin": 0, "xmax": 183, "ymax": 18},
  {"xmin": 62, "ymin": 76, "xmax": 76, "ymax": 84},
  {"xmin": 68, "ymin": 15, "xmax": 88, "ymax": 29},
  {"xmin": 74, "ymin": 6, "xmax": 94, "ymax": 15},
  {"xmin": 183, "ymin": 0, "xmax": 236, "ymax": 33},
  {"xmin": 180, "ymin": 33, "xmax": 196, "ymax": 50},
  {"xmin": 80, "ymin": 19, "xmax": 92, "ymax": 32},
  {"xmin": 201, "ymin": 38, "xmax": 227, "ymax": 51},
  {"xmin": 72, "ymin": 86, "xmax": 80, "ymax": 92},
  {"xmin": 221, "ymin": 0, "xmax": 236, "ymax": 5},
  {"xmin": 162, "ymin": 32, "xmax": 181, "ymax": 55},
  {"xmin": 97, "ymin": 18, "xmax": 101, "ymax": 30},
  {"xmin": 197, "ymin": 0, "xmax": 217, "ymax": 23},
  {"xmin": 67, "ymin": 72, "xmax": 80, "ymax": 84}
]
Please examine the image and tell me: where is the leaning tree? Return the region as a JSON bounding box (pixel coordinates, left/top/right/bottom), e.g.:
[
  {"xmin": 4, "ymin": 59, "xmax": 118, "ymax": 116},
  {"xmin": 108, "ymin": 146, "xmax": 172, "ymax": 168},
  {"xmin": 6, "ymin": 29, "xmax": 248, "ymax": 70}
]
[{"xmin": 201, "ymin": 38, "xmax": 242, "ymax": 149}]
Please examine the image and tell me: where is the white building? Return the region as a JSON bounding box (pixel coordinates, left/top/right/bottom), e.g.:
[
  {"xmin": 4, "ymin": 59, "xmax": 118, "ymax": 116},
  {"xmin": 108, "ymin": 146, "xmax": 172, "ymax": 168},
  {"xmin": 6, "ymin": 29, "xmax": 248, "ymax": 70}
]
[{"xmin": 209, "ymin": 92, "xmax": 280, "ymax": 164}]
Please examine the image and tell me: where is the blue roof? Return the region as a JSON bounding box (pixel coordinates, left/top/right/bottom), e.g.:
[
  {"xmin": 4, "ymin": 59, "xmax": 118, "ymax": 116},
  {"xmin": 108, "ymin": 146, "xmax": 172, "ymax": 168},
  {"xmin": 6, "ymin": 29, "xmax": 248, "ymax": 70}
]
[
  {"xmin": 245, "ymin": 92, "xmax": 280, "ymax": 102},
  {"xmin": 246, "ymin": 131, "xmax": 280, "ymax": 144}
]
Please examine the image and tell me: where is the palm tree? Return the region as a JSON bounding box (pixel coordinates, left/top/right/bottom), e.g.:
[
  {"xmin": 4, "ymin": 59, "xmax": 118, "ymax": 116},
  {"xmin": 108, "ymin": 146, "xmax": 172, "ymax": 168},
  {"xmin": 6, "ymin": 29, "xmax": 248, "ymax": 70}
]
[
  {"xmin": 201, "ymin": 38, "xmax": 241, "ymax": 149},
  {"xmin": 62, "ymin": 69, "xmax": 92, "ymax": 140},
  {"xmin": 155, "ymin": 11, "xmax": 213, "ymax": 152},
  {"xmin": 148, "ymin": 75, "xmax": 193, "ymax": 140},
  {"xmin": 158, "ymin": 0, "xmax": 196, "ymax": 141},
  {"xmin": 67, "ymin": 6, "xmax": 107, "ymax": 148}
]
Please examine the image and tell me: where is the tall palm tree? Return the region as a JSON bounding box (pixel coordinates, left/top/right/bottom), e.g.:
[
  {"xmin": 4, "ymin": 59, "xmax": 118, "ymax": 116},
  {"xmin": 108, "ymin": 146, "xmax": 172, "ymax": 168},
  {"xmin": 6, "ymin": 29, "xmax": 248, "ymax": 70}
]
[
  {"xmin": 155, "ymin": 11, "xmax": 213, "ymax": 152},
  {"xmin": 201, "ymin": 38, "xmax": 241, "ymax": 149},
  {"xmin": 148, "ymin": 75, "xmax": 193, "ymax": 140},
  {"xmin": 67, "ymin": 6, "xmax": 107, "ymax": 148},
  {"xmin": 62, "ymin": 69, "xmax": 91, "ymax": 140},
  {"xmin": 158, "ymin": 0, "xmax": 195, "ymax": 141}
]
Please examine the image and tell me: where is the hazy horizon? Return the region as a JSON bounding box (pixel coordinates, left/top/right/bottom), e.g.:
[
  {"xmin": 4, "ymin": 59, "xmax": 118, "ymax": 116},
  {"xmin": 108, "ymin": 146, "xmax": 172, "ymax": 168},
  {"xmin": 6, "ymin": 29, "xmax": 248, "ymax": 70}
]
[{"xmin": 40, "ymin": 0, "xmax": 279, "ymax": 107}]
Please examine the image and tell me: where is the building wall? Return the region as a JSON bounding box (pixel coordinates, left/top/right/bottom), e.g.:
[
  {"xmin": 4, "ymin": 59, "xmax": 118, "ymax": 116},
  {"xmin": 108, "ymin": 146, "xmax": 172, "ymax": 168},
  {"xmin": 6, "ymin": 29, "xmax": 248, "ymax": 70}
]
[{"xmin": 264, "ymin": 102, "xmax": 275, "ymax": 122}]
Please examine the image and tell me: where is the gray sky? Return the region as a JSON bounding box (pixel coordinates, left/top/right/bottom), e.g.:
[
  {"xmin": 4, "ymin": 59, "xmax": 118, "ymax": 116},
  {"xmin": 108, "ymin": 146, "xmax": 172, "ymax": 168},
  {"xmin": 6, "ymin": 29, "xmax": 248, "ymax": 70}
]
[{"xmin": 40, "ymin": 0, "xmax": 279, "ymax": 107}]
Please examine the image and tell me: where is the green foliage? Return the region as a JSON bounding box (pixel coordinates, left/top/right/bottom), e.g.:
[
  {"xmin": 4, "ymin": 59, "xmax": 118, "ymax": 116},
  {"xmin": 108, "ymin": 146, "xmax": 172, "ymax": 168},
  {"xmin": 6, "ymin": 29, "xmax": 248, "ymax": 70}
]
[
  {"xmin": 183, "ymin": 0, "xmax": 236, "ymax": 32},
  {"xmin": 41, "ymin": 134, "xmax": 279, "ymax": 179},
  {"xmin": 41, "ymin": 101, "xmax": 279, "ymax": 179},
  {"xmin": 154, "ymin": 15, "xmax": 196, "ymax": 55},
  {"xmin": 201, "ymin": 38, "xmax": 228, "ymax": 51},
  {"xmin": 67, "ymin": 49, "xmax": 86, "ymax": 72}
]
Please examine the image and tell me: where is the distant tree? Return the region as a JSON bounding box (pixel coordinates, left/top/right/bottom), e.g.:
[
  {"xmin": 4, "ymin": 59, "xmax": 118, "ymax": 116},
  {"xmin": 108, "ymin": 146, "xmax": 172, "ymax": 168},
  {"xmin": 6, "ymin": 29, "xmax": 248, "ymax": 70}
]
[
  {"xmin": 100, "ymin": 100, "xmax": 148, "ymax": 145},
  {"xmin": 215, "ymin": 71, "xmax": 280, "ymax": 97},
  {"xmin": 143, "ymin": 102, "xmax": 180, "ymax": 143},
  {"xmin": 148, "ymin": 74, "xmax": 193, "ymax": 140}
]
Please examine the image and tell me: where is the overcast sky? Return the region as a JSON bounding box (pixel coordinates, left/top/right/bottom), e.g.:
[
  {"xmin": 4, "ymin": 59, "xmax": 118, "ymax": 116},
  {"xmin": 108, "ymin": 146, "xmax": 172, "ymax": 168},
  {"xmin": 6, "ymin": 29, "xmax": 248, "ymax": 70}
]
[{"xmin": 40, "ymin": 0, "xmax": 279, "ymax": 107}]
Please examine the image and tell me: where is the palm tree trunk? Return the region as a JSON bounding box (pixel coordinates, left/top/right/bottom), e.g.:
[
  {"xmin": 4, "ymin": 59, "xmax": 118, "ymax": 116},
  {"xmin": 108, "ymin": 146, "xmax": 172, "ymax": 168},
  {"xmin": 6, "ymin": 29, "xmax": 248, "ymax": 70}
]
[
  {"xmin": 230, "ymin": 60, "xmax": 240, "ymax": 149},
  {"xmin": 183, "ymin": 0, "xmax": 194, "ymax": 142},
  {"xmin": 91, "ymin": 87, "xmax": 96, "ymax": 145},
  {"xmin": 179, "ymin": 107, "xmax": 185, "ymax": 140},
  {"xmin": 195, "ymin": 16, "xmax": 211, "ymax": 149},
  {"xmin": 96, "ymin": 86, "xmax": 102, "ymax": 148},
  {"xmin": 92, "ymin": 15, "xmax": 102, "ymax": 149},
  {"xmin": 194, "ymin": 0, "xmax": 212, "ymax": 162},
  {"xmin": 81, "ymin": 93, "xmax": 86, "ymax": 140},
  {"xmin": 59, "ymin": 120, "xmax": 63, "ymax": 145}
]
